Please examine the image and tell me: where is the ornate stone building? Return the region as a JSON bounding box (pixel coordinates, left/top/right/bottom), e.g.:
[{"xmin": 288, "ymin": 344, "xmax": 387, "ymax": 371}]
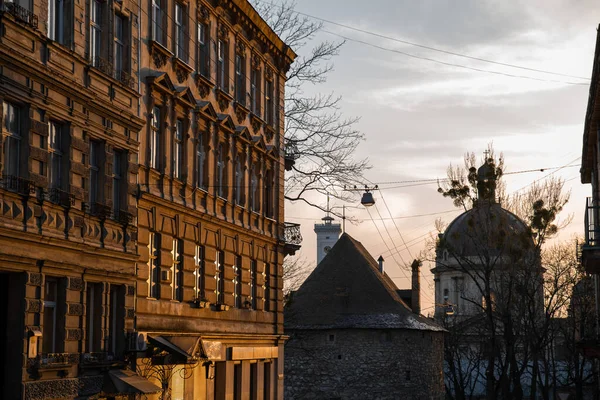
[
  {"xmin": 134, "ymin": 0, "xmax": 296, "ymax": 398},
  {"xmin": 0, "ymin": 0, "xmax": 146, "ymax": 396},
  {"xmin": 285, "ymin": 234, "xmax": 445, "ymax": 400},
  {"xmin": 579, "ymin": 22, "xmax": 600, "ymax": 382},
  {"xmin": 0, "ymin": 0, "xmax": 296, "ymax": 397}
]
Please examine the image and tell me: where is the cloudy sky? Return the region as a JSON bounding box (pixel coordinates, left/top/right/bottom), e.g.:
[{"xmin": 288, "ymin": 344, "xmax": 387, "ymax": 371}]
[{"xmin": 263, "ymin": 0, "xmax": 599, "ymax": 314}]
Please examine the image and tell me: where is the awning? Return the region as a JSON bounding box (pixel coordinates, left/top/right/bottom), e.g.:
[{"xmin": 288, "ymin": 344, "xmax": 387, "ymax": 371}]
[
  {"xmin": 108, "ymin": 369, "xmax": 161, "ymax": 394},
  {"xmin": 148, "ymin": 335, "xmax": 203, "ymax": 362}
]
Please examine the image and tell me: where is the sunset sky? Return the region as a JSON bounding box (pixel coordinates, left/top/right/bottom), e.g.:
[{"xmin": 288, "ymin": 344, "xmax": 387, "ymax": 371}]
[{"xmin": 259, "ymin": 0, "xmax": 600, "ymax": 314}]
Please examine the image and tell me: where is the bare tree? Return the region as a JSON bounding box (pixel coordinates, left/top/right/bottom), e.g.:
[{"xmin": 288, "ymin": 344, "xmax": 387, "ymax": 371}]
[
  {"xmin": 433, "ymin": 146, "xmax": 574, "ymax": 400},
  {"xmin": 251, "ymin": 0, "xmax": 369, "ymax": 215},
  {"xmin": 283, "ymin": 256, "xmax": 311, "ymax": 301}
]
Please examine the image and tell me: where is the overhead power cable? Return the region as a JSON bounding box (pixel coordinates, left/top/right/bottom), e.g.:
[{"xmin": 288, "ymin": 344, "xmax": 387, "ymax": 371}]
[
  {"xmin": 321, "ymin": 30, "xmax": 588, "ymax": 86},
  {"xmin": 252, "ymin": 0, "xmax": 590, "ymax": 81}
]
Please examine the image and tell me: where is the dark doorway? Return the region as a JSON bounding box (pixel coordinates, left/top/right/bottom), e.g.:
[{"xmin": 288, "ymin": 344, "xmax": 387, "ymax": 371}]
[{"xmin": 0, "ymin": 272, "xmax": 25, "ymax": 399}]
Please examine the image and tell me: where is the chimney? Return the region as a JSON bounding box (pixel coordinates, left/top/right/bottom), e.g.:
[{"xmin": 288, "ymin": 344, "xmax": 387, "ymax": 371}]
[
  {"xmin": 411, "ymin": 259, "xmax": 421, "ymax": 315},
  {"xmin": 377, "ymin": 256, "xmax": 384, "ymax": 274}
]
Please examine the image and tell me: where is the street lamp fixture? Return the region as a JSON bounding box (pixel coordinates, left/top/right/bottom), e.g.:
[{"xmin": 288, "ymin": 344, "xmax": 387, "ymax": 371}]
[{"xmin": 358, "ymin": 185, "xmax": 378, "ymax": 207}]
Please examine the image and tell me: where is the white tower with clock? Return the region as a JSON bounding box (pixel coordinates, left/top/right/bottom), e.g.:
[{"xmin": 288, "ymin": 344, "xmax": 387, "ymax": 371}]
[{"xmin": 314, "ymin": 214, "xmax": 342, "ymax": 266}]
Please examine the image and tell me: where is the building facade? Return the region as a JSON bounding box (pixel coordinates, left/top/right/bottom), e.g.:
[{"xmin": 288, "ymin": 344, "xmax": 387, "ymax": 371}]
[
  {"xmin": 0, "ymin": 0, "xmax": 145, "ymax": 396},
  {"xmin": 134, "ymin": 0, "xmax": 296, "ymax": 398},
  {"xmin": 579, "ymin": 22, "xmax": 600, "ymax": 383},
  {"xmin": 285, "ymin": 234, "xmax": 445, "ymax": 400},
  {"xmin": 0, "ymin": 0, "xmax": 296, "ymax": 397}
]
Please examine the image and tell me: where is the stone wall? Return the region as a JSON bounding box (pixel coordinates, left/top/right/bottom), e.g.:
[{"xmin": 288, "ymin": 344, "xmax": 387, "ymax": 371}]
[{"xmin": 285, "ymin": 328, "xmax": 445, "ymax": 400}]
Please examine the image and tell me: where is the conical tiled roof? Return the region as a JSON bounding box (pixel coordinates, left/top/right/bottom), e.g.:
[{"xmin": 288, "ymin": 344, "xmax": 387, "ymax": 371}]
[{"xmin": 285, "ymin": 234, "xmax": 442, "ymax": 331}]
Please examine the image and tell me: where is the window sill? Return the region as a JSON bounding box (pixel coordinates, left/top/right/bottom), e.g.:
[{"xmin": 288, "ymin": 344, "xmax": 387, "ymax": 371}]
[
  {"xmin": 234, "ymin": 102, "xmax": 249, "ymax": 124},
  {"xmin": 149, "ymin": 40, "xmax": 173, "ymax": 68},
  {"xmin": 173, "ymin": 56, "xmax": 193, "ymax": 83},
  {"xmin": 195, "ymin": 73, "xmax": 214, "ymax": 98},
  {"xmin": 250, "ymin": 113, "xmax": 265, "ymax": 134},
  {"xmin": 216, "ymin": 88, "xmax": 233, "ymax": 112}
]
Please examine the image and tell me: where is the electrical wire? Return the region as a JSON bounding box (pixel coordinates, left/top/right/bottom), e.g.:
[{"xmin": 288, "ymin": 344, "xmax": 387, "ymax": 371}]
[
  {"xmin": 320, "ymin": 30, "xmax": 588, "ymax": 86},
  {"xmin": 252, "ymin": 0, "xmax": 591, "ymax": 81}
]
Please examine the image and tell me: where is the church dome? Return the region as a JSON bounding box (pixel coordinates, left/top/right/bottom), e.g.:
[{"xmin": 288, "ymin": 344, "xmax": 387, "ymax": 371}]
[
  {"xmin": 439, "ymin": 156, "xmax": 534, "ymax": 259},
  {"xmin": 441, "ymin": 203, "xmax": 534, "ymax": 258}
]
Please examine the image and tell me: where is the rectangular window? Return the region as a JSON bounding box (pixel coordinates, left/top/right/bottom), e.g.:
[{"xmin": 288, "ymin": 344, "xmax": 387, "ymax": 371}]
[
  {"xmin": 114, "ymin": 14, "xmax": 128, "ymax": 77},
  {"xmin": 217, "ymin": 40, "xmax": 227, "ymax": 92},
  {"xmin": 250, "ymin": 164, "xmax": 259, "ymax": 212},
  {"xmin": 265, "ymin": 79, "xmax": 273, "ymax": 125},
  {"xmin": 234, "ymin": 363, "xmax": 242, "ymax": 400},
  {"xmin": 174, "ymin": 119, "xmax": 183, "ymax": 180},
  {"xmin": 234, "ymin": 255, "xmax": 242, "ymax": 308},
  {"xmin": 250, "ymin": 259, "xmax": 257, "ymax": 309},
  {"xmin": 264, "ymin": 169, "xmax": 273, "ymax": 218},
  {"xmin": 3, "ymin": 101, "xmax": 21, "ymax": 177},
  {"xmin": 250, "ymin": 69, "xmax": 260, "ymax": 115},
  {"xmin": 263, "ymin": 362, "xmax": 272, "ymax": 400},
  {"xmin": 172, "ymin": 239, "xmax": 183, "ymax": 301},
  {"xmin": 215, "ymin": 251, "xmax": 225, "ymax": 304},
  {"xmin": 48, "ymin": 122, "xmax": 63, "ymax": 190},
  {"xmin": 112, "ymin": 150, "xmax": 126, "ymax": 216},
  {"xmin": 196, "ymin": 132, "xmax": 206, "ymax": 189},
  {"xmin": 151, "ymin": 0, "xmax": 162, "ymax": 44},
  {"xmin": 43, "ymin": 277, "xmax": 65, "ymax": 353},
  {"xmin": 216, "ymin": 144, "xmax": 227, "ymax": 198},
  {"xmin": 197, "ymin": 23, "xmax": 209, "ymax": 77},
  {"xmin": 109, "ymin": 285, "xmax": 125, "ymax": 355},
  {"xmin": 234, "ymin": 153, "xmax": 244, "ymax": 205},
  {"xmin": 263, "ymin": 263, "xmax": 270, "ymax": 312},
  {"xmin": 89, "ymin": 0, "xmax": 102, "ymax": 63},
  {"xmin": 150, "ymin": 107, "xmax": 161, "ymax": 170},
  {"xmin": 149, "ymin": 232, "xmax": 161, "ymax": 299},
  {"xmin": 194, "ymin": 245, "xmax": 205, "ymax": 299},
  {"xmin": 235, "ymin": 54, "xmax": 245, "ymax": 105},
  {"xmin": 250, "ymin": 363, "xmax": 257, "ymax": 400},
  {"xmin": 49, "ymin": 0, "xmax": 68, "ymax": 44},
  {"xmin": 89, "ymin": 140, "xmax": 102, "ymax": 206},
  {"xmin": 174, "ymin": 3, "xmax": 186, "ymax": 61},
  {"xmin": 86, "ymin": 282, "xmax": 103, "ymax": 353}
]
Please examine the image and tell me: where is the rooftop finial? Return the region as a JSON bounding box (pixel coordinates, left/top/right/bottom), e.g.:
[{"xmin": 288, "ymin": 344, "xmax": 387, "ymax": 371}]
[{"xmin": 477, "ymin": 150, "xmax": 497, "ymax": 203}]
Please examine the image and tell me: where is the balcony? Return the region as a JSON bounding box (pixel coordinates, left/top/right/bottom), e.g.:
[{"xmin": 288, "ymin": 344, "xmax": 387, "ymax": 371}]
[
  {"xmin": 1, "ymin": 174, "xmax": 36, "ymax": 196},
  {"xmin": 91, "ymin": 56, "xmax": 136, "ymax": 89},
  {"xmin": 1, "ymin": 1, "xmax": 38, "ymax": 28},
  {"xmin": 46, "ymin": 188, "xmax": 75, "ymax": 207},
  {"xmin": 581, "ymin": 197, "xmax": 600, "ymax": 274},
  {"xmin": 87, "ymin": 202, "xmax": 112, "ymax": 219},
  {"xmin": 283, "ymin": 222, "xmax": 302, "ymax": 256},
  {"xmin": 113, "ymin": 209, "xmax": 134, "ymax": 226}
]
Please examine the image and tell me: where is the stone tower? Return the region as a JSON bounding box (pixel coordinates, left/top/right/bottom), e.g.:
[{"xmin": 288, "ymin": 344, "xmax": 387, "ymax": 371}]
[{"xmin": 314, "ymin": 215, "xmax": 342, "ymax": 265}]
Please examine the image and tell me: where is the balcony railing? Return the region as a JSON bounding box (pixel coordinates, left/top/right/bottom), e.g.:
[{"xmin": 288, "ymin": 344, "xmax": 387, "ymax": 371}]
[
  {"xmin": 2, "ymin": 1, "xmax": 38, "ymax": 28},
  {"xmin": 284, "ymin": 222, "xmax": 302, "ymax": 245},
  {"xmin": 92, "ymin": 56, "xmax": 136, "ymax": 89},
  {"xmin": 1, "ymin": 174, "xmax": 36, "ymax": 195},
  {"xmin": 47, "ymin": 187, "xmax": 75, "ymax": 207},
  {"xmin": 81, "ymin": 352, "xmax": 115, "ymax": 365},
  {"xmin": 37, "ymin": 353, "xmax": 73, "ymax": 368},
  {"xmin": 584, "ymin": 197, "xmax": 600, "ymax": 247},
  {"xmin": 87, "ymin": 202, "xmax": 112, "ymax": 219},
  {"xmin": 113, "ymin": 209, "xmax": 134, "ymax": 225}
]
